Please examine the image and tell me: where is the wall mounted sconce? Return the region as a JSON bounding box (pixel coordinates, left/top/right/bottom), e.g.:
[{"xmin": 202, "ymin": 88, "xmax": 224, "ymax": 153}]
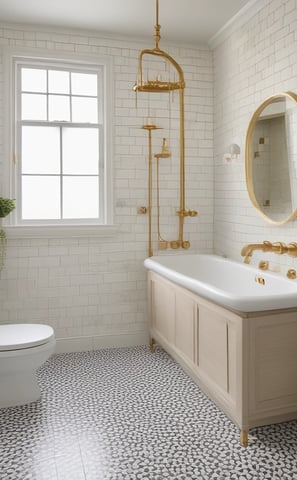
[{"xmin": 223, "ymin": 143, "xmax": 241, "ymax": 163}]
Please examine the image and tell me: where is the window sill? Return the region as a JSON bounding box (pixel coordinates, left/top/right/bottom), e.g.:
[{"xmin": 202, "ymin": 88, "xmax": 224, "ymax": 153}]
[{"xmin": 3, "ymin": 224, "xmax": 119, "ymax": 239}]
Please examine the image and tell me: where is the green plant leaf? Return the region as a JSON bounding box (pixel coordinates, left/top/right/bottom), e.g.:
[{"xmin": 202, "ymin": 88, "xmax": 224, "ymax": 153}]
[{"xmin": 0, "ymin": 198, "xmax": 16, "ymax": 217}]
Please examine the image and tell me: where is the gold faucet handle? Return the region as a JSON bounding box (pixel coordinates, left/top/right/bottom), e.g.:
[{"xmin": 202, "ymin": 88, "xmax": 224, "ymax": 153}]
[
  {"xmin": 176, "ymin": 209, "xmax": 198, "ymax": 217},
  {"xmin": 287, "ymin": 268, "xmax": 297, "ymax": 279},
  {"xmin": 258, "ymin": 260, "xmax": 269, "ymax": 270},
  {"xmin": 188, "ymin": 210, "xmax": 198, "ymax": 217}
]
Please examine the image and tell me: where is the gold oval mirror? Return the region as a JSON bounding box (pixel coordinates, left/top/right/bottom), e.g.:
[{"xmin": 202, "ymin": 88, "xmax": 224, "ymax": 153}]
[{"xmin": 245, "ymin": 92, "xmax": 297, "ymax": 225}]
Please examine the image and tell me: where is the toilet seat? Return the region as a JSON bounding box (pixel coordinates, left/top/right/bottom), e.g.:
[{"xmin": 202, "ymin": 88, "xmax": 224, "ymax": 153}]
[{"xmin": 0, "ymin": 324, "xmax": 54, "ymax": 351}]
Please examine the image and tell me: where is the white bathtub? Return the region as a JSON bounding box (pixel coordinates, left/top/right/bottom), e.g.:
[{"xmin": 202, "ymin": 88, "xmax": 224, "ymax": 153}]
[{"xmin": 144, "ymin": 254, "xmax": 297, "ymax": 312}]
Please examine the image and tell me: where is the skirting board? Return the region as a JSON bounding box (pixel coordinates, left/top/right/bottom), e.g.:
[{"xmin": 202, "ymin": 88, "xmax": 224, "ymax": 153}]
[{"xmin": 55, "ymin": 331, "xmax": 149, "ymax": 354}]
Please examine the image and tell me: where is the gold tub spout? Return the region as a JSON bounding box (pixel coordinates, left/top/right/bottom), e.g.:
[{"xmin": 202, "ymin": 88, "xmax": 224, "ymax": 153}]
[
  {"xmin": 241, "ymin": 240, "xmax": 297, "ymax": 264},
  {"xmin": 241, "ymin": 241, "xmax": 273, "ymax": 264}
]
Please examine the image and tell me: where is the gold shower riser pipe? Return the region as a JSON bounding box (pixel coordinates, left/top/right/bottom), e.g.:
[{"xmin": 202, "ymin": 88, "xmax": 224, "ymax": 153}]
[
  {"xmin": 142, "ymin": 125, "xmax": 158, "ymax": 258},
  {"xmin": 179, "ymin": 86, "xmax": 185, "ymax": 246},
  {"xmin": 148, "ymin": 128, "xmax": 153, "ymax": 257}
]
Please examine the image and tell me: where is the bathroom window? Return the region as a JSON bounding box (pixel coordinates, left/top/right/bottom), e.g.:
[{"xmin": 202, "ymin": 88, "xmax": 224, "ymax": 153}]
[{"xmin": 8, "ymin": 55, "xmax": 112, "ymax": 228}]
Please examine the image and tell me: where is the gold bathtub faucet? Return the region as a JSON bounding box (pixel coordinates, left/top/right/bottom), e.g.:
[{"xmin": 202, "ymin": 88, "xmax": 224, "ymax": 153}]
[{"xmin": 241, "ymin": 241, "xmax": 297, "ymax": 264}]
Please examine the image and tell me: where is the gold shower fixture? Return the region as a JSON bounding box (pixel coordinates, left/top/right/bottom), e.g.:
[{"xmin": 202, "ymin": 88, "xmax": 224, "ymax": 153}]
[{"xmin": 134, "ymin": 0, "xmax": 197, "ymax": 257}]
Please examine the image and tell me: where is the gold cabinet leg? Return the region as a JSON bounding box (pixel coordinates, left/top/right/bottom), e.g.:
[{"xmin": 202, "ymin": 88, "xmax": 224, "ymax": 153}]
[
  {"xmin": 240, "ymin": 430, "xmax": 249, "ymax": 447},
  {"xmin": 149, "ymin": 337, "xmax": 155, "ymax": 353}
]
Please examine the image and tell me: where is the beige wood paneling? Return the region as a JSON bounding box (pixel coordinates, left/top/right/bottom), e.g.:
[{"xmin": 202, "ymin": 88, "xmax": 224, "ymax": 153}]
[
  {"xmin": 147, "ymin": 271, "xmax": 297, "ymax": 439},
  {"xmin": 175, "ymin": 290, "xmax": 196, "ymax": 364},
  {"xmin": 199, "ymin": 305, "xmax": 228, "ymax": 392},
  {"xmin": 151, "ymin": 277, "xmax": 175, "ymax": 345}
]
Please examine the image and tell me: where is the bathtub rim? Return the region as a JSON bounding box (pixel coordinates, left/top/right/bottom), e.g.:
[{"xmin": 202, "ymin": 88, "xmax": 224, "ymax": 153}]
[{"xmin": 144, "ymin": 253, "xmax": 297, "ymax": 313}]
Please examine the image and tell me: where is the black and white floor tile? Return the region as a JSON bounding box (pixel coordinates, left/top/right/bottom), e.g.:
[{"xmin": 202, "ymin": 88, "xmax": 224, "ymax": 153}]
[{"xmin": 1, "ymin": 345, "xmax": 297, "ymax": 480}]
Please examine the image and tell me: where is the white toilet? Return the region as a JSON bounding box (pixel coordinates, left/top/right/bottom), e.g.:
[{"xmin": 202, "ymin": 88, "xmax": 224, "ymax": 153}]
[{"xmin": 0, "ymin": 324, "xmax": 56, "ymax": 408}]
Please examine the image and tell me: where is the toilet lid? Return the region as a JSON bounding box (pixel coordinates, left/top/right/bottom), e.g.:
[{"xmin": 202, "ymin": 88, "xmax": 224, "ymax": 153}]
[{"xmin": 0, "ymin": 324, "xmax": 55, "ymax": 351}]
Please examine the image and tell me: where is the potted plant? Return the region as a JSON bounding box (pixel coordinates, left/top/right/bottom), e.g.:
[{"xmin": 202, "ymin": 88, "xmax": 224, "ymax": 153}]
[
  {"xmin": 0, "ymin": 197, "xmax": 15, "ymax": 218},
  {"xmin": 0, "ymin": 197, "xmax": 15, "ymax": 271}
]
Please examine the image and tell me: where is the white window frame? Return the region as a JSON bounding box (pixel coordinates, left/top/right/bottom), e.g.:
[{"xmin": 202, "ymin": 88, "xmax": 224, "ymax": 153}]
[{"xmin": 3, "ymin": 48, "xmax": 115, "ymax": 238}]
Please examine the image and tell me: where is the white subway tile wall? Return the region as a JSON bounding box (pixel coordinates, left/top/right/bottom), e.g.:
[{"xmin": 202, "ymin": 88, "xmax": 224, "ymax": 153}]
[
  {"xmin": 0, "ymin": 24, "xmax": 213, "ymax": 347},
  {"xmin": 213, "ymin": 0, "xmax": 297, "ymax": 272},
  {"xmin": 2, "ymin": 0, "xmax": 296, "ymax": 349}
]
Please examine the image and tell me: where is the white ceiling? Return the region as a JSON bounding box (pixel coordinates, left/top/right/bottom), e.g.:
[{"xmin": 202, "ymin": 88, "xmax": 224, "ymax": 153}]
[{"xmin": 0, "ymin": 0, "xmax": 251, "ymax": 45}]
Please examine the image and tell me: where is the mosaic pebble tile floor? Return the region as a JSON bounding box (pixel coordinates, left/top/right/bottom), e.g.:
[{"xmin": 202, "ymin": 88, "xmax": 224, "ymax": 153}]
[{"xmin": 1, "ymin": 345, "xmax": 297, "ymax": 480}]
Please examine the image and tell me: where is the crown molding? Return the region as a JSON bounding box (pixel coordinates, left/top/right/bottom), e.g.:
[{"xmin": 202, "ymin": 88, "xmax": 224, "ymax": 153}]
[{"xmin": 209, "ymin": 0, "xmax": 269, "ymax": 49}]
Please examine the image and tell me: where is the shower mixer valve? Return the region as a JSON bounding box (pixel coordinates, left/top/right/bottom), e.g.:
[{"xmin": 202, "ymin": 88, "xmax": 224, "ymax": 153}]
[{"xmin": 176, "ymin": 209, "xmax": 198, "ymax": 217}]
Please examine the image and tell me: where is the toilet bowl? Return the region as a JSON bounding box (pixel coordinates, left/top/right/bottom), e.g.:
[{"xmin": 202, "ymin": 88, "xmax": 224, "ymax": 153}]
[{"xmin": 0, "ymin": 324, "xmax": 56, "ymax": 408}]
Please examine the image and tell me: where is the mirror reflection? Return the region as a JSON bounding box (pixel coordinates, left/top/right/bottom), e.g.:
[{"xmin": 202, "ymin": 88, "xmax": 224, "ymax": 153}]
[{"xmin": 246, "ymin": 92, "xmax": 297, "ymax": 224}]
